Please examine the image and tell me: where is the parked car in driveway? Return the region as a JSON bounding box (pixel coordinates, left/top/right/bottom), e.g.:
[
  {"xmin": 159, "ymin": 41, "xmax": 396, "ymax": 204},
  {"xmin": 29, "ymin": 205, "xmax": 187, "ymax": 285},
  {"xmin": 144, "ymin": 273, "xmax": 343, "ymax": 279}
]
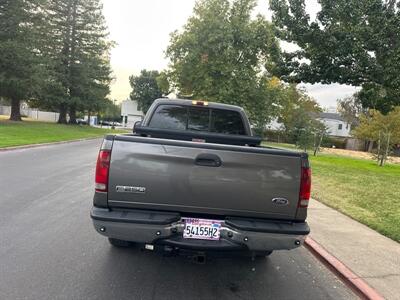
[
  {"xmin": 90, "ymin": 99, "xmax": 311, "ymax": 260},
  {"xmin": 76, "ymin": 118, "xmax": 87, "ymax": 125},
  {"xmin": 100, "ymin": 120, "xmax": 122, "ymax": 127}
]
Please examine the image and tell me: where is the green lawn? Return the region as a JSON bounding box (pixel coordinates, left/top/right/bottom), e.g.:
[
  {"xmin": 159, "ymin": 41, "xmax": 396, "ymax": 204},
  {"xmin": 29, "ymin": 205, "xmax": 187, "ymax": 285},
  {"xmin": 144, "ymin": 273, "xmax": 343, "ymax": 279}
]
[
  {"xmin": 0, "ymin": 117, "xmax": 127, "ymax": 148},
  {"xmin": 263, "ymin": 141, "xmax": 400, "ymax": 242},
  {"xmin": 311, "ymin": 155, "xmax": 400, "ymax": 242}
]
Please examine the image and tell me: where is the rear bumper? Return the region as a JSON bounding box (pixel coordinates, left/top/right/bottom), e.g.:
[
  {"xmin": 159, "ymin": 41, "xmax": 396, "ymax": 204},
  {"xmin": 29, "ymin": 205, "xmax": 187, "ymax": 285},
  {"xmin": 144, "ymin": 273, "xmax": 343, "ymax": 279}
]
[{"xmin": 91, "ymin": 207, "xmax": 309, "ymax": 252}]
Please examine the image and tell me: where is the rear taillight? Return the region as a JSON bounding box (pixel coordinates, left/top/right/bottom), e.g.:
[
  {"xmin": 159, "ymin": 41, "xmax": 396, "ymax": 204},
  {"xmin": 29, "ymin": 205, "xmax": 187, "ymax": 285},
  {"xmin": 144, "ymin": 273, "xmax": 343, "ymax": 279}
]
[
  {"xmin": 298, "ymin": 165, "xmax": 311, "ymax": 208},
  {"xmin": 95, "ymin": 150, "xmax": 111, "ymax": 192}
]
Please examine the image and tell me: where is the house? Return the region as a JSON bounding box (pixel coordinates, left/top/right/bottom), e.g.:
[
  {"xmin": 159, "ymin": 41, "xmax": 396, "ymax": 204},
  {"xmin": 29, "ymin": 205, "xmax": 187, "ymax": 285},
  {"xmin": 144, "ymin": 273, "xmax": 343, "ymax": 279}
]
[
  {"xmin": 264, "ymin": 110, "xmax": 358, "ymax": 149},
  {"xmin": 121, "ymin": 99, "xmax": 144, "ymax": 128},
  {"xmin": 318, "ymin": 112, "xmax": 351, "ymax": 137},
  {"xmin": 318, "ymin": 112, "xmax": 365, "ymax": 150},
  {"xmin": 265, "ymin": 112, "xmax": 351, "ymax": 138}
]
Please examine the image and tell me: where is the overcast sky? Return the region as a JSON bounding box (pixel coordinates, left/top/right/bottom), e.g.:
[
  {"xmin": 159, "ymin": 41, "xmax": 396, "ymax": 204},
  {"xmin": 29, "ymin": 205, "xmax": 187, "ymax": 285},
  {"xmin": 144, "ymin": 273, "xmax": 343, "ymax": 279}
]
[{"xmin": 102, "ymin": 0, "xmax": 359, "ymax": 109}]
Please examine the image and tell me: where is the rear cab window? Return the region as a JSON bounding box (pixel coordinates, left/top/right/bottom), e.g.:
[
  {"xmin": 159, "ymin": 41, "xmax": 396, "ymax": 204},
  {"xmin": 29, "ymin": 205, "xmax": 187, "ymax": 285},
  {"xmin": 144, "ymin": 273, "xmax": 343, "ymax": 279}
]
[
  {"xmin": 188, "ymin": 107, "xmax": 210, "ymax": 131},
  {"xmin": 211, "ymin": 109, "xmax": 245, "ymax": 135},
  {"xmin": 148, "ymin": 104, "xmax": 246, "ymax": 135},
  {"xmin": 147, "ymin": 105, "xmax": 187, "ymax": 130}
]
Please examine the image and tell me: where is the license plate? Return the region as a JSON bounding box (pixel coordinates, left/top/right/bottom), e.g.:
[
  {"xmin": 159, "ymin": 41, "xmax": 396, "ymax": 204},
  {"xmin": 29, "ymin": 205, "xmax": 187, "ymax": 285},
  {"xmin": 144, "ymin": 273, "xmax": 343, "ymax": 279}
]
[{"xmin": 183, "ymin": 218, "xmax": 222, "ymax": 241}]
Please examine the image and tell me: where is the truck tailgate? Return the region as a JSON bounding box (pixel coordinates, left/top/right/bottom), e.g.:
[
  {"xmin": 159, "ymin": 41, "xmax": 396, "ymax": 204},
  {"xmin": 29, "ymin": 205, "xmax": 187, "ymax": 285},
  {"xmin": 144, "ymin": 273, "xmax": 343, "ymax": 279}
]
[{"xmin": 107, "ymin": 136, "xmax": 303, "ymax": 220}]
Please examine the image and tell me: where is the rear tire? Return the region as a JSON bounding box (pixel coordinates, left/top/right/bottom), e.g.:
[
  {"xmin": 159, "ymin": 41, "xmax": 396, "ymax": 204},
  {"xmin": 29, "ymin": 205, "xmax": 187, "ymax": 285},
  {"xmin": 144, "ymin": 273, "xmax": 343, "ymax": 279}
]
[{"xmin": 108, "ymin": 238, "xmax": 132, "ymax": 248}]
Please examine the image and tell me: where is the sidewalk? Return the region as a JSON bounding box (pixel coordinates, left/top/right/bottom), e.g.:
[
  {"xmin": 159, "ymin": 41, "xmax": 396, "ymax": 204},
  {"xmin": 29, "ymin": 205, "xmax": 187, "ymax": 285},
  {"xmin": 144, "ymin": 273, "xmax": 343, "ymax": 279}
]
[{"xmin": 307, "ymin": 200, "xmax": 400, "ymax": 300}]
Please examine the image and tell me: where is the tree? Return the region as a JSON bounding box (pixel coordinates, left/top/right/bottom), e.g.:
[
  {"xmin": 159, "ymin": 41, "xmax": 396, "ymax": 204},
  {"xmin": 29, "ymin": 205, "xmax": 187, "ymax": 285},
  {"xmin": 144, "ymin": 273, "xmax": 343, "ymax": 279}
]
[
  {"xmin": 42, "ymin": 0, "xmax": 113, "ymax": 124},
  {"xmin": 337, "ymin": 93, "xmax": 366, "ymax": 129},
  {"xmin": 276, "ymin": 84, "xmax": 325, "ymax": 152},
  {"xmin": 269, "ymin": 0, "xmax": 400, "ymax": 113},
  {"xmin": 156, "ymin": 70, "xmax": 172, "ymax": 97},
  {"xmin": 277, "ymin": 84, "xmax": 320, "ymax": 131},
  {"xmin": 291, "ymin": 112, "xmax": 326, "ymax": 154},
  {"xmin": 0, "ymin": 0, "xmax": 46, "ymax": 121},
  {"xmin": 129, "ymin": 70, "xmax": 163, "ymax": 114},
  {"xmin": 250, "ymin": 76, "xmax": 284, "ymax": 134},
  {"xmin": 353, "ymin": 107, "xmax": 400, "ymax": 166},
  {"xmin": 166, "ymin": 0, "xmax": 281, "ymax": 130},
  {"xmin": 98, "ymin": 99, "xmax": 120, "ymax": 122}
]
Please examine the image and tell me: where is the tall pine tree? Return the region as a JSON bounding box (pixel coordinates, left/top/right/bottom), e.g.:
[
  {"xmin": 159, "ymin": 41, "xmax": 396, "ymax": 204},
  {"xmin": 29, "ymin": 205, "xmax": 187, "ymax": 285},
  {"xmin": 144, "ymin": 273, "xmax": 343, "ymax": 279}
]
[
  {"xmin": 44, "ymin": 0, "xmax": 113, "ymax": 123},
  {"xmin": 0, "ymin": 0, "xmax": 46, "ymax": 121}
]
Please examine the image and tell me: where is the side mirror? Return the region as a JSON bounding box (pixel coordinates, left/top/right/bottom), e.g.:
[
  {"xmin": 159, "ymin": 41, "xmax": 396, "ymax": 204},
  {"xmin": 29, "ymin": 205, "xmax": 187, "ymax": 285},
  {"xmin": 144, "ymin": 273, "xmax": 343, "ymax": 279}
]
[{"xmin": 133, "ymin": 121, "xmax": 142, "ymax": 133}]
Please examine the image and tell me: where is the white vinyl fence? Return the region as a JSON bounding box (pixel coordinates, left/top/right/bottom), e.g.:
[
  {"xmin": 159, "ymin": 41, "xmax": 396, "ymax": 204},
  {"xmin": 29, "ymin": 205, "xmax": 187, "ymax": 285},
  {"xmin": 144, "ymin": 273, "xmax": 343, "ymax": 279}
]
[{"xmin": 0, "ymin": 105, "xmax": 59, "ymax": 122}]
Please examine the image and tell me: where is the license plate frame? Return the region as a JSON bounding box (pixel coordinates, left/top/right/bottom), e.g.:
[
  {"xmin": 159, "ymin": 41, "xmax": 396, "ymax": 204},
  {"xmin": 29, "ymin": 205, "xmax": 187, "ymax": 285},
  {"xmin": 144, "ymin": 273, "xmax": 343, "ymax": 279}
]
[{"xmin": 182, "ymin": 218, "xmax": 222, "ymax": 241}]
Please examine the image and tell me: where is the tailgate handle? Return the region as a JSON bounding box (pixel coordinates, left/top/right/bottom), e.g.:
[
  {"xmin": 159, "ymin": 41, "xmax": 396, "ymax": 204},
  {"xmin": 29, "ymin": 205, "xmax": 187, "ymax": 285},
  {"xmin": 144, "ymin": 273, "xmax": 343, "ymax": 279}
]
[{"xmin": 195, "ymin": 153, "xmax": 222, "ymax": 167}]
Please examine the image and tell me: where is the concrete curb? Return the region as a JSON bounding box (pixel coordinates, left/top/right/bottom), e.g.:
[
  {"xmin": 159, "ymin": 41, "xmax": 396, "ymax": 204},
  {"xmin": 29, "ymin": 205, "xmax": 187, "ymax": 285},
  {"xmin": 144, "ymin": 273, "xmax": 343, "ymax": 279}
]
[
  {"xmin": 0, "ymin": 137, "xmax": 101, "ymax": 152},
  {"xmin": 304, "ymin": 237, "xmax": 385, "ymax": 300}
]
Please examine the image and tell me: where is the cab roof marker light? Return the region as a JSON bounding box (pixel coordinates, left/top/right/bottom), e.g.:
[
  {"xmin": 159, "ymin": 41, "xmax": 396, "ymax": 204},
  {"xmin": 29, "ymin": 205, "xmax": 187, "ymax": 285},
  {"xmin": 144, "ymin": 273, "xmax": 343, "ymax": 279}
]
[{"xmin": 192, "ymin": 100, "xmax": 208, "ymax": 106}]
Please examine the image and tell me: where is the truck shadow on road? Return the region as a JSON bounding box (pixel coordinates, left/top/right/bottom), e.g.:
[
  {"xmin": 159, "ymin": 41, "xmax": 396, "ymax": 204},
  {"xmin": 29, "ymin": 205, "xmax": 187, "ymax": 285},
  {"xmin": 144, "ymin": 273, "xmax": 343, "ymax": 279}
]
[{"xmin": 82, "ymin": 244, "xmax": 354, "ymax": 300}]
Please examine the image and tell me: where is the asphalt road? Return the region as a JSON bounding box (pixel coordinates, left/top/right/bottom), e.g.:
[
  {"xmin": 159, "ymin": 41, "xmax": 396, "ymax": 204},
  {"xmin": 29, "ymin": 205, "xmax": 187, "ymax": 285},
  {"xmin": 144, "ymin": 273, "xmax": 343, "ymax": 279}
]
[{"xmin": 0, "ymin": 139, "xmax": 356, "ymax": 300}]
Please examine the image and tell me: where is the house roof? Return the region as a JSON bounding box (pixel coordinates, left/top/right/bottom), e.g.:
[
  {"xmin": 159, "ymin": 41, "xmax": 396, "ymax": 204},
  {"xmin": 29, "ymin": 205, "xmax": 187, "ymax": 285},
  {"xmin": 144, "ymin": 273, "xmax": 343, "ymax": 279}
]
[{"xmin": 319, "ymin": 112, "xmax": 345, "ymax": 122}]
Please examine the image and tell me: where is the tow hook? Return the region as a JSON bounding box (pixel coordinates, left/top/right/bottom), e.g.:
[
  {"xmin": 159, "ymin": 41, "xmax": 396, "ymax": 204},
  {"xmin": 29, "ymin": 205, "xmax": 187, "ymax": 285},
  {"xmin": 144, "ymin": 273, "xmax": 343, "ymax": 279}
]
[{"xmin": 191, "ymin": 253, "xmax": 206, "ymax": 264}]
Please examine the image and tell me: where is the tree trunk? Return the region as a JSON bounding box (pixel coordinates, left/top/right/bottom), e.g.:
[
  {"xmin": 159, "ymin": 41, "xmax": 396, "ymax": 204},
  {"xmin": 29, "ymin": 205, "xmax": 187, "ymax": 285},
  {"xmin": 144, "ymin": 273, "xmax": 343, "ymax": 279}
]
[
  {"xmin": 377, "ymin": 131, "xmax": 381, "ymax": 164},
  {"xmin": 383, "ymin": 132, "xmax": 391, "ymax": 166},
  {"xmin": 379, "ymin": 153, "xmax": 385, "ymax": 166},
  {"xmin": 69, "ymin": 106, "xmax": 77, "ymax": 124},
  {"xmin": 58, "ymin": 104, "xmax": 68, "ymax": 124},
  {"xmin": 367, "ymin": 140, "xmax": 374, "ymax": 152},
  {"xmin": 87, "ymin": 110, "xmax": 91, "ymax": 126},
  {"xmin": 9, "ymin": 98, "xmax": 22, "ymax": 121},
  {"xmin": 314, "ymin": 134, "xmax": 324, "ymax": 156}
]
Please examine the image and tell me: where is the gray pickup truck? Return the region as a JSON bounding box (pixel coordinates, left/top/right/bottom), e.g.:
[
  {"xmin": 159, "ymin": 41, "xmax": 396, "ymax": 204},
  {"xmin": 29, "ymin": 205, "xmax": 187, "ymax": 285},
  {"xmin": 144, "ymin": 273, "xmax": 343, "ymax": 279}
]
[{"xmin": 91, "ymin": 99, "xmax": 310, "ymax": 259}]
